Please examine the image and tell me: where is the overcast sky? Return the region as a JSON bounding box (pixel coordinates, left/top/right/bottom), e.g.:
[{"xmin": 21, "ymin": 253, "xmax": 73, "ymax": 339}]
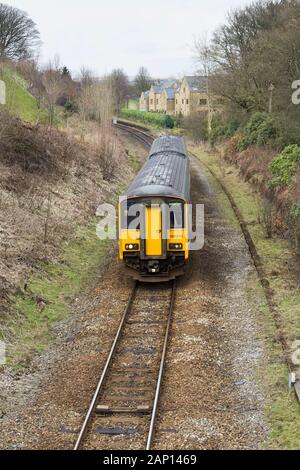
[{"xmin": 5, "ymin": 0, "xmax": 252, "ymax": 78}]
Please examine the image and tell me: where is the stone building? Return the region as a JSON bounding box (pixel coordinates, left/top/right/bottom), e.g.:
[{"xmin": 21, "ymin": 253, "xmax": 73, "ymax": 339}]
[
  {"xmin": 148, "ymin": 79, "xmax": 179, "ymax": 113},
  {"xmin": 139, "ymin": 76, "xmax": 213, "ymax": 116},
  {"xmin": 160, "ymin": 88, "xmax": 176, "ymax": 115},
  {"xmin": 175, "ymin": 76, "xmax": 209, "ymax": 117}
]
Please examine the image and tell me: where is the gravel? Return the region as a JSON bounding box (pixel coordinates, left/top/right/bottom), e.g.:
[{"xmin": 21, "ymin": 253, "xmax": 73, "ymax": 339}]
[{"xmin": 0, "ymin": 149, "xmax": 269, "ymax": 450}]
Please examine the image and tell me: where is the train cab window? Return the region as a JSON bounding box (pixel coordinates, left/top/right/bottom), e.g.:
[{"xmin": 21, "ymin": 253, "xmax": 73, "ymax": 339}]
[
  {"xmin": 168, "ymin": 202, "xmax": 184, "ymax": 229},
  {"xmin": 121, "ymin": 201, "xmax": 142, "ymax": 230}
]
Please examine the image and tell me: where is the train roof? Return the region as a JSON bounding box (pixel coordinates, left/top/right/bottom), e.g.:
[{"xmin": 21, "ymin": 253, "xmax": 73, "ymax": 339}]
[{"xmin": 126, "ymin": 136, "xmax": 190, "ymax": 201}]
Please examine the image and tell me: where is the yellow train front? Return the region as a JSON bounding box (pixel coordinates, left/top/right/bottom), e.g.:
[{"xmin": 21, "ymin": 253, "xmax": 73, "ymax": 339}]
[{"xmin": 119, "ymin": 136, "xmax": 190, "ymax": 282}]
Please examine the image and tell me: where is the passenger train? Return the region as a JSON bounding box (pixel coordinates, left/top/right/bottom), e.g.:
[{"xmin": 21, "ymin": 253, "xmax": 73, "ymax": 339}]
[{"xmin": 119, "ymin": 135, "xmax": 190, "ymax": 282}]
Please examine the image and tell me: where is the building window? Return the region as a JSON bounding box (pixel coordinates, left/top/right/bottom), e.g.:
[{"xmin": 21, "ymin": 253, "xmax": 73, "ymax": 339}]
[
  {"xmin": 150, "ymin": 99, "xmax": 153, "ymax": 104},
  {"xmin": 176, "ymin": 99, "xmax": 178, "ymax": 104},
  {"xmin": 200, "ymin": 99, "xmax": 207, "ymax": 106},
  {"xmin": 183, "ymin": 88, "xmax": 186, "ymax": 93},
  {"xmin": 186, "ymin": 99, "xmax": 189, "ymax": 105},
  {"xmin": 156, "ymin": 99, "xmax": 158, "ymax": 104},
  {"xmin": 182, "ymin": 99, "xmax": 184, "ymax": 104}
]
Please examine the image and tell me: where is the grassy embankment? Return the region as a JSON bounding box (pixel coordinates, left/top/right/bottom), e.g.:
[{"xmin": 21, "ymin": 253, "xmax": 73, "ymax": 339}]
[
  {"xmin": 0, "ymin": 67, "xmax": 51, "ymax": 124},
  {"xmin": 191, "ymin": 144, "xmax": 300, "ymax": 449},
  {"xmin": 7, "ymin": 145, "xmax": 142, "ymax": 369}
]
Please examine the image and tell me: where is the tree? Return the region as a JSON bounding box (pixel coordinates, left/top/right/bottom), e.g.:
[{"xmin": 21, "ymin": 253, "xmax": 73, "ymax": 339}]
[
  {"xmin": 109, "ymin": 68, "xmax": 129, "ymax": 112},
  {"xmin": 134, "ymin": 67, "xmax": 152, "ymax": 97},
  {"xmin": 194, "ymin": 35, "xmax": 214, "ymax": 145},
  {"xmin": 0, "ymin": 3, "xmax": 40, "ymax": 60},
  {"xmin": 41, "ymin": 56, "xmax": 64, "ymax": 126}
]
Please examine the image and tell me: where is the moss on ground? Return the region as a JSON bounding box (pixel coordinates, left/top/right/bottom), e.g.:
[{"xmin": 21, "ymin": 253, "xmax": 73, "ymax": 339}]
[{"xmin": 190, "ymin": 144, "xmax": 300, "ymax": 449}]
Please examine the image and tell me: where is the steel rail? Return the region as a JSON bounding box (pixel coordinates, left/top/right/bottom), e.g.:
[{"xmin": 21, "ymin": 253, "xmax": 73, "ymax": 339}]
[
  {"xmin": 74, "ymin": 282, "xmax": 137, "ymax": 450},
  {"xmin": 146, "ymin": 280, "xmax": 176, "ymax": 450},
  {"xmin": 114, "ymin": 122, "xmax": 154, "ymax": 148}
]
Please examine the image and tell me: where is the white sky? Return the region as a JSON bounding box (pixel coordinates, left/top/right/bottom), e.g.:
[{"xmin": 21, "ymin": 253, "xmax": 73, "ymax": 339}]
[{"xmin": 4, "ymin": 0, "xmax": 252, "ymax": 78}]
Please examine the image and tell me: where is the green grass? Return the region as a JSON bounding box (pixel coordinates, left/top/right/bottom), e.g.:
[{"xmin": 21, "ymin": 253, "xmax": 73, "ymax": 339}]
[
  {"xmin": 120, "ymin": 108, "xmax": 177, "ymax": 129},
  {"xmin": 0, "ymin": 67, "xmax": 51, "ymax": 124},
  {"xmin": 191, "ymin": 144, "xmax": 300, "ymax": 449},
  {"xmin": 6, "ymin": 221, "xmax": 113, "ymax": 368},
  {"xmin": 128, "ymin": 151, "xmax": 142, "ymax": 172},
  {"xmin": 127, "ymin": 99, "xmax": 139, "ymax": 110}
]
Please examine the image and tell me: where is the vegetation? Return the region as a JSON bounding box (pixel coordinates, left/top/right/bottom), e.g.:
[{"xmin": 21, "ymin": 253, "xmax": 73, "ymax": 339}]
[
  {"xmin": 238, "ymin": 112, "xmax": 278, "ymax": 151},
  {"xmin": 191, "ymin": 145, "xmax": 300, "ymax": 449},
  {"xmin": 10, "ymin": 224, "xmax": 111, "ymax": 366},
  {"xmin": 0, "ymin": 3, "xmax": 40, "ymax": 60},
  {"xmin": 120, "ymin": 108, "xmax": 177, "ymax": 129},
  {"xmin": 195, "ymin": 0, "xmax": 300, "ymax": 148},
  {"xmin": 0, "ymin": 66, "xmax": 49, "ymax": 123},
  {"xmin": 211, "ymin": 115, "xmax": 240, "ymax": 141},
  {"xmin": 291, "ymin": 203, "xmax": 300, "ymax": 223},
  {"xmin": 269, "ymin": 145, "xmax": 300, "ymax": 189},
  {"xmin": 134, "ymin": 66, "xmax": 152, "ymax": 97}
]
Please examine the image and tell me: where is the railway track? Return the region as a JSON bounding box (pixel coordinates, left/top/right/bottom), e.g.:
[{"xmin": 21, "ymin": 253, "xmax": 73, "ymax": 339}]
[
  {"xmin": 74, "ymin": 281, "xmax": 176, "ymax": 450},
  {"xmin": 116, "ymin": 120, "xmax": 300, "ymax": 404},
  {"xmin": 114, "ymin": 120, "xmax": 154, "ymax": 148}
]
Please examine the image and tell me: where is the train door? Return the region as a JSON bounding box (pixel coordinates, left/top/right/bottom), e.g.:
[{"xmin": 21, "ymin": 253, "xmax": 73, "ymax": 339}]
[{"xmin": 145, "ymin": 205, "xmax": 162, "ymax": 256}]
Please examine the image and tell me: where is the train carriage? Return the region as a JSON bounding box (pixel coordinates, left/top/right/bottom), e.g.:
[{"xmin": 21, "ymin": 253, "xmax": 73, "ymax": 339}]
[{"xmin": 119, "ymin": 135, "xmax": 190, "ymax": 282}]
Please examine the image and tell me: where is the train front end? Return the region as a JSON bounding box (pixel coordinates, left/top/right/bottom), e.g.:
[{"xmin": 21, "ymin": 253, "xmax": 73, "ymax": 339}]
[{"xmin": 119, "ymin": 135, "xmax": 190, "ymax": 282}]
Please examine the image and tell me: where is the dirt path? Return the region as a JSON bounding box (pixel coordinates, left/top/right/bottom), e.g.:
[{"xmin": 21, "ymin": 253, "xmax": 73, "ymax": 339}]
[{"xmin": 0, "ymin": 147, "xmax": 269, "ymax": 450}]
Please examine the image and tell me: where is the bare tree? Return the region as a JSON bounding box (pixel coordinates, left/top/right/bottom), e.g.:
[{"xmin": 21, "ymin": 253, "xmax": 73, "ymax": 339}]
[
  {"xmin": 41, "ymin": 56, "xmax": 64, "ymax": 126},
  {"xmin": 109, "ymin": 69, "xmax": 129, "ymax": 112},
  {"xmin": 0, "ymin": 3, "xmax": 40, "ymax": 60},
  {"xmin": 17, "ymin": 59, "xmax": 44, "ymax": 109},
  {"xmin": 194, "ymin": 35, "xmax": 215, "ymax": 145},
  {"xmin": 134, "ymin": 66, "xmax": 152, "ymax": 97},
  {"xmin": 92, "ymin": 76, "xmax": 114, "ymax": 129},
  {"xmin": 77, "ymin": 67, "xmax": 95, "ymax": 123}
]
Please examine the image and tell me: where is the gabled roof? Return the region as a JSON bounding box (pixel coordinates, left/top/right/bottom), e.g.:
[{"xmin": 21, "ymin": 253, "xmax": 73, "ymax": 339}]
[
  {"xmin": 184, "ymin": 76, "xmax": 207, "ymax": 93},
  {"xmin": 151, "ymin": 85, "xmax": 163, "ymax": 94},
  {"xmin": 163, "ymin": 88, "xmax": 176, "ymax": 100},
  {"xmin": 151, "ymin": 79, "xmax": 180, "ymax": 95}
]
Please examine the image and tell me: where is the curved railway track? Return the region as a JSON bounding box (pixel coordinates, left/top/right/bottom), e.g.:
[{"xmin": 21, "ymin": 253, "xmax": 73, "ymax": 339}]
[
  {"xmin": 116, "ymin": 120, "xmax": 300, "ymax": 403},
  {"xmin": 74, "ymin": 281, "xmax": 176, "ymax": 451},
  {"xmin": 114, "ymin": 121, "xmax": 154, "ymax": 148}
]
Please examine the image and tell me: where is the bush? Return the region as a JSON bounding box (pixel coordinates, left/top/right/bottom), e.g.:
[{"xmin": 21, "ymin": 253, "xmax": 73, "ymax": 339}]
[
  {"xmin": 238, "ymin": 112, "xmax": 278, "ymax": 150},
  {"xmin": 269, "ymin": 144, "xmax": 300, "ymax": 189},
  {"xmin": 182, "ymin": 112, "xmax": 208, "ymax": 143},
  {"xmin": 211, "ymin": 116, "xmax": 239, "ymax": 142},
  {"xmin": 291, "ymin": 203, "xmax": 300, "ymax": 223},
  {"xmin": 64, "ymin": 100, "xmax": 79, "ymax": 114},
  {"xmin": 120, "ymin": 108, "xmax": 177, "ymax": 129}
]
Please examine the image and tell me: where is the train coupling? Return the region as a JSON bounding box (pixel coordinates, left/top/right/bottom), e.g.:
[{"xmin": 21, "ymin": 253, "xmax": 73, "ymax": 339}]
[{"xmin": 148, "ymin": 261, "xmax": 160, "ymax": 274}]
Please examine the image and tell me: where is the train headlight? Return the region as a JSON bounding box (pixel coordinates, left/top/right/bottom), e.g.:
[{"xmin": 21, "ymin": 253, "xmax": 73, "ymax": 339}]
[
  {"xmin": 125, "ymin": 244, "xmax": 139, "ymax": 251},
  {"xmin": 169, "ymin": 243, "xmax": 183, "ymax": 250}
]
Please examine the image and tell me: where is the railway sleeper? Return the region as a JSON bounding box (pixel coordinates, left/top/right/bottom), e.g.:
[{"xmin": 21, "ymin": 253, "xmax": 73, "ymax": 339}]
[{"xmin": 96, "ymin": 405, "xmax": 152, "ymax": 415}]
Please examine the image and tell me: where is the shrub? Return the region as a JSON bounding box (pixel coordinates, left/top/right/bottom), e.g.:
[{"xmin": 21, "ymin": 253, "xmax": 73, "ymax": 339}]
[
  {"xmin": 291, "ymin": 203, "xmax": 300, "ymax": 223},
  {"xmin": 238, "ymin": 112, "xmax": 278, "ymax": 150},
  {"xmin": 120, "ymin": 108, "xmax": 177, "ymax": 129},
  {"xmin": 211, "ymin": 116, "xmax": 239, "ymax": 142},
  {"xmin": 182, "ymin": 112, "xmax": 208, "ymax": 142},
  {"xmin": 269, "ymin": 144, "xmax": 300, "ymax": 189}
]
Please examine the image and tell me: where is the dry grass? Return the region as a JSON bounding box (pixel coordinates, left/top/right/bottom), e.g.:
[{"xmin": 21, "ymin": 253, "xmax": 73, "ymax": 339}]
[{"xmin": 0, "ymin": 112, "xmax": 129, "ymax": 317}]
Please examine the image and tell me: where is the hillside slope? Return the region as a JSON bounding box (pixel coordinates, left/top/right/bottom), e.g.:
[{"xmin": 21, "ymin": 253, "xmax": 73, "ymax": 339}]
[{"xmin": 0, "ymin": 67, "xmax": 49, "ymax": 123}]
